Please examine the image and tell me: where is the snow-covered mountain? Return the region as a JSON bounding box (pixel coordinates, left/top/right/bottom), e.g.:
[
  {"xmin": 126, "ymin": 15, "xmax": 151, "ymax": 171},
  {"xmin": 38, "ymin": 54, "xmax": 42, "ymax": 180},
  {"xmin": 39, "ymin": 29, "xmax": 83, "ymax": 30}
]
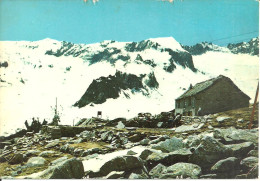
[
  {"xmin": 182, "ymin": 37, "xmax": 259, "ymax": 56},
  {"xmin": 0, "ymin": 37, "xmax": 258, "ymax": 135}
]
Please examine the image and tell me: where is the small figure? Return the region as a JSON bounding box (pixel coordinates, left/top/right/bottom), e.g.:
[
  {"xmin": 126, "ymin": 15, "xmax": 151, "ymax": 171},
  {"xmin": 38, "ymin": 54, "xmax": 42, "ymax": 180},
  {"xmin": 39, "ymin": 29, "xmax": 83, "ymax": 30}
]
[
  {"xmin": 24, "ymin": 120, "xmax": 31, "ymax": 131},
  {"xmin": 42, "ymin": 119, "xmax": 48, "ymax": 125}
]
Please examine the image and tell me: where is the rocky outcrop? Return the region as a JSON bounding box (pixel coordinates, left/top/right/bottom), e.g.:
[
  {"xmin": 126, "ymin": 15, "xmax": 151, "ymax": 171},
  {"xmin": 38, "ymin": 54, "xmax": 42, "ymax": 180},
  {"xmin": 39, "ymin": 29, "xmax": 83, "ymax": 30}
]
[{"xmin": 151, "ymin": 137, "xmax": 184, "ymax": 153}]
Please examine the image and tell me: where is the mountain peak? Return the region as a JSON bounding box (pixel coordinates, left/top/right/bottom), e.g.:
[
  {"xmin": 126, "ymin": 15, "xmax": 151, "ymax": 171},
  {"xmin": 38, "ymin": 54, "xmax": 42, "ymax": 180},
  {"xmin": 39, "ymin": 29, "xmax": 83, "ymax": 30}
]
[{"xmin": 149, "ymin": 37, "xmax": 184, "ymax": 51}]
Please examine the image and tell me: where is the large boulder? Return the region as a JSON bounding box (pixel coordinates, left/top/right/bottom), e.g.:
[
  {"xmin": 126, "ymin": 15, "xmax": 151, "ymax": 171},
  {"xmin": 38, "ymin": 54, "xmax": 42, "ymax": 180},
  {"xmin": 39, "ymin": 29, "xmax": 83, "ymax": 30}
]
[
  {"xmin": 116, "ymin": 121, "xmax": 125, "ymax": 129},
  {"xmin": 225, "ymin": 142, "xmax": 254, "ymax": 157},
  {"xmin": 93, "ymin": 155, "xmax": 144, "ymax": 177},
  {"xmin": 145, "ymin": 149, "xmax": 192, "ymax": 169},
  {"xmin": 240, "ymin": 156, "xmax": 258, "ymax": 172},
  {"xmin": 33, "ymin": 158, "xmax": 84, "ymax": 179},
  {"xmin": 211, "ymin": 157, "xmax": 240, "ymax": 177},
  {"xmin": 188, "ymin": 136, "xmax": 233, "ymax": 169},
  {"xmin": 214, "ymin": 127, "xmax": 258, "ymax": 144},
  {"xmin": 149, "ymin": 163, "xmax": 167, "ymax": 178},
  {"xmin": 26, "ymin": 157, "xmax": 46, "ymax": 167},
  {"xmin": 159, "ymin": 162, "xmax": 201, "ymax": 179},
  {"xmin": 79, "ymin": 130, "xmax": 95, "ymax": 140},
  {"xmin": 151, "ymin": 137, "xmax": 184, "ymax": 153}
]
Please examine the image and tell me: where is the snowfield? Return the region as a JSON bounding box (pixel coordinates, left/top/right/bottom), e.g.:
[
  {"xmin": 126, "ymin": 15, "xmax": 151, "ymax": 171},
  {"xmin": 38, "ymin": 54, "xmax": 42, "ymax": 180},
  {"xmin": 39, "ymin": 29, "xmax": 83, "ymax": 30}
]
[{"xmin": 0, "ymin": 37, "xmax": 258, "ymax": 136}]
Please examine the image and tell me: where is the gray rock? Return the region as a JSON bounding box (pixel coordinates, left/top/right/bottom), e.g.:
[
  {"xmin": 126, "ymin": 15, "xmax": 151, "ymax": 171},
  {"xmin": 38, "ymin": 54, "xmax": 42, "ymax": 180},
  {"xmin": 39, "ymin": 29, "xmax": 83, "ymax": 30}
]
[
  {"xmin": 97, "ymin": 155, "xmax": 144, "ymax": 177},
  {"xmin": 79, "ymin": 130, "xmax": 95, "ymax": 140},
  {"xmin": 157, "ymin": 122, "xmax": 163, "ymax": 128},
  {"xmin": 188, "ymin": 136, "xmax": 233, "ymax": 169},
  {"xmin": 139, "ymin": 138, "xmax": 150, "ymax": 146},
  {"xmin": 149, "ymin": 135, "xmax": 170, "ymax": 144},
  {"xmin": 81, "ymin": 148, "xmax": 102, "ymax": 156},
  {"xmin": 127, "ymin": 150, "xmax": 137, "ymax": 155},
  {"xmin": 237, "ymin": 118, "xmax": 244, "ymax": 123},
  {"xmin": 216, "ymin": 116, "xmax": 231, "ymax": 123},
  {"xmin": 151, "ymin": 137, "xmax": 184, "ymax": 153},
  {"xmin": 159, "ymin": 162, "xmax": 202, "ymax": 179},
  {"xmin": 39, "ymin": 151, "xmax": 55, "ymax": 157},
  {"xmin": 240, "ymin": 156, "xmax": 258, "ymax": 171},
  {"xmin": 175, "ymin": 123, "xmax": 204, "ymax": 132},
  {"xmin": 50, "ymin": 156, "xmax": 68, "ymax": 165},
  {"xmin": 139, "ymin": 149, "xmax": 160, "ymax": 160},
  {"xmin": 105, "ymin": 171, "xmax": 125, "ymax": 179},
  {"xmin": 128, "ymin": 133, "xmax": 145, "ymax": 142},
  {"xmin": 225, "ymin": 142, "xmax": 254, "ymax": 157},
  {"xmin": 8, "ymin": 153, "xmax": 24, "ymax": 164},
  {"xmin": 214, "ymin": 127, "xmax": 258, "ymax": 144},
  {"xmin": 211, "ymin": 157, "xmax": 240, "ymax": 173},
  {"xmin": 149, "ymin": 163, "xmax": 167, "ymax": 178},
  {"xmin": 35, "ymin": 158, "xmax": 84, "ymax": 179},
  {"xmin": 101, "ymin": 131, "xmax": 114, "ymax": 142},
  {"xmin": 45, "ymin": 140, "xmax": 59, "ymax": 149},
  {"xmin": 26, "ymin": 157, "xmax": 46, "ymax": 167},
  {"xmin": 247, "ymin": 150, "xmax": 258, "ymax": 157},
  {"xmin": 116, "ymin": 121, "xmax": 125, "ymax": 129},
  {"xmin": 145, "ymin": 149, "xmax": 192, "ymax": 168}
]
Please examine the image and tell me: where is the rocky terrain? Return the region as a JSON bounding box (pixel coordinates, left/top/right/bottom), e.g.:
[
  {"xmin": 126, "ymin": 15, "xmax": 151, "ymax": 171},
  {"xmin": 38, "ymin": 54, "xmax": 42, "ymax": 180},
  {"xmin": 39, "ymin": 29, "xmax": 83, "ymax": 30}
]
[{"xmin": 0, "ymin": 104, "xmax": 258, "ymax": 179}]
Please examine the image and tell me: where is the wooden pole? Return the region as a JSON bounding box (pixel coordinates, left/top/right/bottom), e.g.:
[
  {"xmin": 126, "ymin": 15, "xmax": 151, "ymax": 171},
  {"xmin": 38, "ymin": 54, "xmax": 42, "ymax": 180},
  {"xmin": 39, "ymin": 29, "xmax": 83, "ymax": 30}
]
[{"xmin": 248, "ymin": 82, "xmax": 259, "ymax": 129}]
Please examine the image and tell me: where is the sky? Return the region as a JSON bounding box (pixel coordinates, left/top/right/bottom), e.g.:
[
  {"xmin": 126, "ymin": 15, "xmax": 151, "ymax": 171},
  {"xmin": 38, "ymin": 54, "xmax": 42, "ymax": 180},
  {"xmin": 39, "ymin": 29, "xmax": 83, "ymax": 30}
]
[{"xmin": 0, "ymin": 0, "xmax": 259, "ymax": 46}]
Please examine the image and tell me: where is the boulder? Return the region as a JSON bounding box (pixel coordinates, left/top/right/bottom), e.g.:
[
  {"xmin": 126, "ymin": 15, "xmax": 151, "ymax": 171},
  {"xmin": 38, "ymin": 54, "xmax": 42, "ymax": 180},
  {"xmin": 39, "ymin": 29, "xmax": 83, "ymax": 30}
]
[
  {"xmin": 213, "ymin": 127, "xmax": 258, "ymax": 144},
  {"xmin": 128, "ymin": 172, "xmax": 149, "ymax": 179},
  {"xmin": 225, "ymin": 142, "xmax": 254, "ymax": 157},
  {"xmin": 139, "ymin": 149, "xmax": 161, "ymax": 160},
  {"xmin": 26, "ymin": 157, "xmax": 46, "ymax": 167},
  {"xmin": 175, "ymin": 123, "xmax": 204, "ymax": 133},
  {"xmin": 188, "ymin": 136, "xmax": 233, "ymax": 169},
  {"xmin": 128, "ymin": 133, "xmax": 146, "ymax": 142},
  {"xmin": 149, "ymin": 163, "xmax": 167, "ymax": 178},
  {"xmin": 96, "ymin": 155, "xmax": 144, "ymax": 177},
  {"xmin": 159, "ymin": 162, "xmax": 202, "ymax": 179},
  {"xmin": 101, "ymin": 131, "xmax": 114, "ymax": 142},
  {"xmin": 216, "ymin": 116, "xmax": 231, "ymax": 123},
  {"xmin": 116, "ymin": 121, "xmax": 125, "ymax": 129},
  {"xmin": 247, "ymin": 150, "xmax": 258, "ymax": 157},
  {"xmin": 25, "ymin": 150, "xmax": 41, "ymax": 157},
  {"xmin": 240, "ymin": 156, "xmax": 258, "ymax": 171},
  {"xmin": 145, "ymin": 149, "xmax": 192, "ymax": 168},
  {"xmin": 151, "ymin": 137, "xmax": 184, "ymax": 153},
  {"xmin": 157, "ymin": 122, "xmax": 163, "ymax": 128},
  {"xmin": 45, "ymin": 140, "xmax": 59, "ymax": 149},
  {"xmin": 81, "ymin": 148, "xmax": 103, "ymax": 157},
  {"xmin": 8, "ymin": 153, "xmax": 24, "ymax": 164},
  {"xmin": 139, "ymin": 138, "xmax": 150, "ymax": 146},
  {"xmin": 34, "ymin": 158, "xmax": 84, "ymax": 179},
  {"xmin": 127, "ymin": 150, "xmax": 137, "ymax": 156},
  {"xmin": 149, "ymin": 135, "xmax": 170, "ymax": 144},
  {"xmin": 39, "ymin": 151, "xmax": 56, "ymax": 157},
  {"xmin": 211, "ymin": 157, "xmax": 240, "ymax": 175},
  {"xmin": 79, "ymin": 130, "xmax": 95, "ymax": 140}
]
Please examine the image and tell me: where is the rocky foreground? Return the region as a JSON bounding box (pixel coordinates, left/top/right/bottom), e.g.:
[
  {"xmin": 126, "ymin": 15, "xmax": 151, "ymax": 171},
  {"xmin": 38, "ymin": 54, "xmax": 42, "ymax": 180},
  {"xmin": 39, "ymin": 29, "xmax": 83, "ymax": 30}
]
[{"xmin": 0, "ymin": 106, "xmax": 258, "ymax": 179}]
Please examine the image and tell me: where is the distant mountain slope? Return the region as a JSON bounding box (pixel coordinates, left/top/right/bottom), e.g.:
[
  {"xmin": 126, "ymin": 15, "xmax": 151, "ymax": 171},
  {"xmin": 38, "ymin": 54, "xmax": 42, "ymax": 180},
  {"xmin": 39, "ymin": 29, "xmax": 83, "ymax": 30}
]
[{"xmin": 182, "ymin": 37, "xmax": 259, "ymax": 56}]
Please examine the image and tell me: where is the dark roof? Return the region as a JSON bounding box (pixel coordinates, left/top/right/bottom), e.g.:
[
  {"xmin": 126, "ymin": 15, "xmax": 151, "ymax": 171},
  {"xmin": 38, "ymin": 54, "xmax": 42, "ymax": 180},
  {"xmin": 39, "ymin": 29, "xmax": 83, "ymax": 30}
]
[{"xmin": 176, "ymin": 75, "xmax": 250, "ymax": 100}]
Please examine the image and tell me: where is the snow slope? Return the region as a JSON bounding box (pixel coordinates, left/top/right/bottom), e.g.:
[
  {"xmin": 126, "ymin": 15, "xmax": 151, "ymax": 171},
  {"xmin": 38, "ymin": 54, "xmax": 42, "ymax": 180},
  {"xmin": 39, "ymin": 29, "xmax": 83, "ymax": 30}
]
[{"xmin": 0, "ymin": 37, "xmax": 258, "ymax": 136}]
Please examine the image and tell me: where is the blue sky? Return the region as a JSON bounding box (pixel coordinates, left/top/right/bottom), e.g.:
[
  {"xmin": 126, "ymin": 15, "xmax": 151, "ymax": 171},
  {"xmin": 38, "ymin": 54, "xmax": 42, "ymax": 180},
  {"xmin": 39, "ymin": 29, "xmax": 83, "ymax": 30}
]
[{"xmin": 0, "ymin": 0, "xmax": 258, "ymax": 45}]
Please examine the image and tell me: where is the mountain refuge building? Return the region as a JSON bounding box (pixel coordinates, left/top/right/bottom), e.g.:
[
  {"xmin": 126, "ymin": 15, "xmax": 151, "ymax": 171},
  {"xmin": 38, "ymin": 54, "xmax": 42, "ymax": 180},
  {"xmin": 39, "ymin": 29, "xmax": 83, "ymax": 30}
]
[{"xmin": 175, "ymin": 75, "xmax": 250, "ymax": 116}]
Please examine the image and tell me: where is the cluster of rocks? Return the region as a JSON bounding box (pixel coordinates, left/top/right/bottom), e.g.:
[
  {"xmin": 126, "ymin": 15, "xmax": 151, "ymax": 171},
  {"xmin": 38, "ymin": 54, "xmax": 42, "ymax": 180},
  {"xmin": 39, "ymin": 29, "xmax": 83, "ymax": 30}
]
[
  {"xmin": 84, "ymin": 127, "xmax": 258, "ymax": 179},
  {"xmin": 0, "ymin": 109, "xmax": 258, "ymax": 179}
]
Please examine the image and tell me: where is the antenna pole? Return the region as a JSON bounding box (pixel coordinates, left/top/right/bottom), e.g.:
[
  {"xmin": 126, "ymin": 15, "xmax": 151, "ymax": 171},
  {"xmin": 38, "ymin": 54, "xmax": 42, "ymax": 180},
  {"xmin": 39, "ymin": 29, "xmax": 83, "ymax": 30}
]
[{"xmin": 249, "ymin": 82, "xmax": 259, "ymax": 129}]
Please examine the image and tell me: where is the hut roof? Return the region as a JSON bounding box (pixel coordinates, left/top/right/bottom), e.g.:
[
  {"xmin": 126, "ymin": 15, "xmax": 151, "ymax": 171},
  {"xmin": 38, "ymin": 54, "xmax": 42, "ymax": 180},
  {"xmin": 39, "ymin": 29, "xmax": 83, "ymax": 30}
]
[{"xmin": 176, "ymin": 75, "xmax": 250, "ymax": 100}]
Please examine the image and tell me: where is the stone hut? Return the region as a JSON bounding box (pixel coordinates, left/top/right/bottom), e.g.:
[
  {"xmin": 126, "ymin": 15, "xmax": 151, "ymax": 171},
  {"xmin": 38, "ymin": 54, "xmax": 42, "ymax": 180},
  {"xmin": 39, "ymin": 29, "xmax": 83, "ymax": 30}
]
[{"xmin": 175, "ymin": 75, "xmax": 250, "ymax": 116}]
